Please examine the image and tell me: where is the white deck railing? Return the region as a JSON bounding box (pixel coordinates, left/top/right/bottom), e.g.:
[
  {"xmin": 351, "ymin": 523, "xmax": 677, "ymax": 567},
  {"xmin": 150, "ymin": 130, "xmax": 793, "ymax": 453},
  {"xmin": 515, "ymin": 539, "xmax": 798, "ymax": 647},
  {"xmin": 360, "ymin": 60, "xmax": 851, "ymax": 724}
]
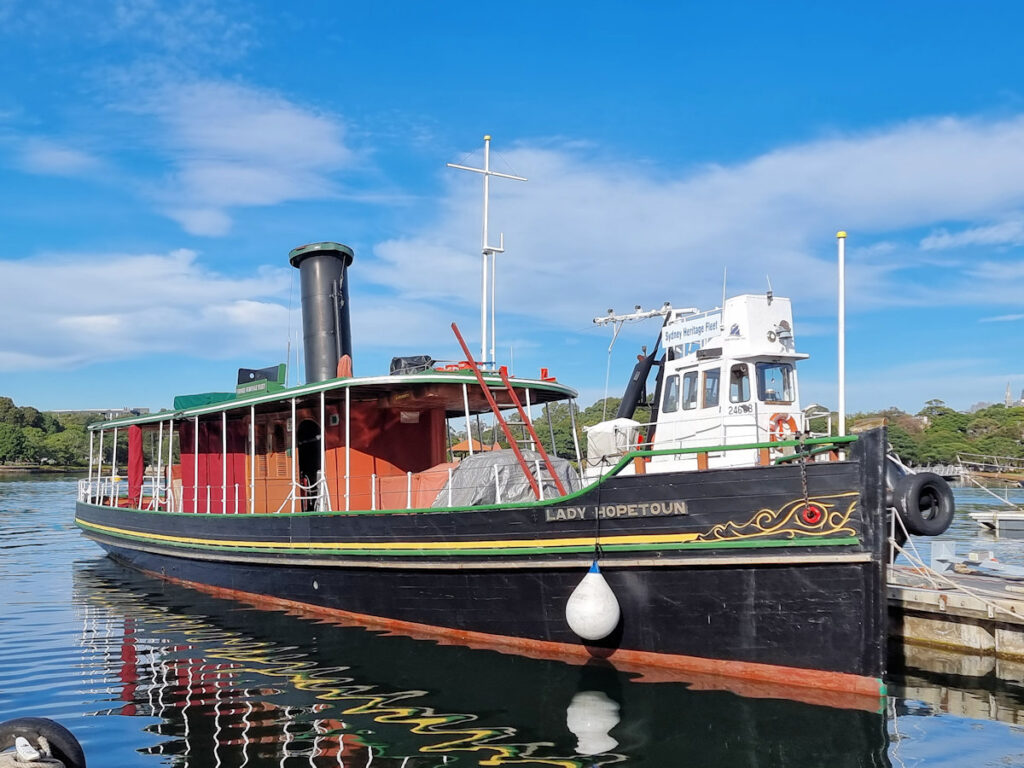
[{"xmin": 77, "ymin": 461, "xmax": 565, "ymax": 513}]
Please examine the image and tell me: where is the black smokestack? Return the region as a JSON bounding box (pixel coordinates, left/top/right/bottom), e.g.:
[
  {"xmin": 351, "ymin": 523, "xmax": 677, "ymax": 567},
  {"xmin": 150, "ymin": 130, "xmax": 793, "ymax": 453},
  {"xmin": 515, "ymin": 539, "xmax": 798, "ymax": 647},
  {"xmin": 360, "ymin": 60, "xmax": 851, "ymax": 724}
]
[{"xmin": 288, "ymin": 242, "xmax": 354, "ymax": 383}]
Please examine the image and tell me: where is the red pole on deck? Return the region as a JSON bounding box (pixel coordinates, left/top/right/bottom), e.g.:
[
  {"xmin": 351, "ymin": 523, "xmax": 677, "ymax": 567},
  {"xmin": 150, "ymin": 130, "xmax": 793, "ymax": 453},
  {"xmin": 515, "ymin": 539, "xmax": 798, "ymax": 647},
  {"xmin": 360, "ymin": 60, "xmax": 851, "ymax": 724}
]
[{"xmin": 451, "ymin": 322, "xmax": 542, "ymax": 500}]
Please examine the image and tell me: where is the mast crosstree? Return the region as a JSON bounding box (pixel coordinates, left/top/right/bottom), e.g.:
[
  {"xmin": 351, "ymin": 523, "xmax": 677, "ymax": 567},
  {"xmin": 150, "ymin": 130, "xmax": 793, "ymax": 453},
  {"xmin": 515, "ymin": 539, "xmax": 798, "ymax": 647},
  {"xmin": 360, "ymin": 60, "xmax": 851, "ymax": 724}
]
[{"xmin": 447, "ymin": 135, "xmax": 527, "ymax": 368}]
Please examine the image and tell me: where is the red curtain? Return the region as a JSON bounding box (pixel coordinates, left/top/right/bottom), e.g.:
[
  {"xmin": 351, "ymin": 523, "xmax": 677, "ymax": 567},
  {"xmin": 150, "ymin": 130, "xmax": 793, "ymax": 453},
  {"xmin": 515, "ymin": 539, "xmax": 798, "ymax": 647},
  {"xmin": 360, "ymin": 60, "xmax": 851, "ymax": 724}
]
[
  {"xmin": 127, "ymin": 425, "xmax": 144, "ymax": 507},
  {"xmin": 179, "ymin": 418, "xmax": 248, "ymax": 513}
]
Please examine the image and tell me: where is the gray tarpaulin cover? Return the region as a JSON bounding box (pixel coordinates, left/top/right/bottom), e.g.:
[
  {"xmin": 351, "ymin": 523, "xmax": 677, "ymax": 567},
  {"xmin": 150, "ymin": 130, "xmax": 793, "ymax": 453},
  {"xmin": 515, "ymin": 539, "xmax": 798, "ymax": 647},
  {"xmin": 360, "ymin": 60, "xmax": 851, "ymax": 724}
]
[
  {"xmin": 390, "ymin": 355, "xmax": 435, "ymax": 375},
  {"xmin": 432, "ymin": 449, "xmax": 582, "ymax": 507}
]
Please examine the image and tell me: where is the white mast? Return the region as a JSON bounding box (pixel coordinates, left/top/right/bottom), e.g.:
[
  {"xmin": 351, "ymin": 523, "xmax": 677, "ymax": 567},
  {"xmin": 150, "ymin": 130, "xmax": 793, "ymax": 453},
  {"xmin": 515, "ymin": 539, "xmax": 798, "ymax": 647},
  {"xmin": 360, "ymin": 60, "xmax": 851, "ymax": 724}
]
[
  {"xmin": 447, "ymin": 135, "xmax": 526, "ymax": 367},
  {"xmin": 837, "ymin": 230, "xmax": 847, "ymax": 437}
]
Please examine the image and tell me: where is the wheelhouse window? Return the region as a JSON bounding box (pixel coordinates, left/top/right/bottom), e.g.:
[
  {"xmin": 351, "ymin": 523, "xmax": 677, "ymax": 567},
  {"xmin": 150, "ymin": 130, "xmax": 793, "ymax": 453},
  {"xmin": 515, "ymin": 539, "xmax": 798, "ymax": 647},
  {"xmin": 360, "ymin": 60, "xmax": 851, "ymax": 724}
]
[
  {"xmin": 729, "ymin": 364, "xmax": 750, "ymax": 403},
  {"xmin": 663, "ymin": 374, "xmax": 680, "ymax": 413},
  {"xmin": 702, "ymin": 369, "xmax": 720, "ymax": 408},
  {"xmin": 756, "ymin": 362, "xmax": 795, "ymax": 403},
  {"xmin": 681, "ymin": 371, "xmax": 699, "ymax": 410}
]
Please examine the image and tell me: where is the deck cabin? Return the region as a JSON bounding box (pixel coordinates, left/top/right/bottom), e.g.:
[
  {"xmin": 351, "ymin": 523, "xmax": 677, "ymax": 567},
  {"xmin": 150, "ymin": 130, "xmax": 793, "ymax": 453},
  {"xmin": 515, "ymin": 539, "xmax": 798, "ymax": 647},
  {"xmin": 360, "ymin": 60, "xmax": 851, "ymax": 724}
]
[{"xmin": 79, "ymin": 370, "xmax": 580, "ymax": 515}]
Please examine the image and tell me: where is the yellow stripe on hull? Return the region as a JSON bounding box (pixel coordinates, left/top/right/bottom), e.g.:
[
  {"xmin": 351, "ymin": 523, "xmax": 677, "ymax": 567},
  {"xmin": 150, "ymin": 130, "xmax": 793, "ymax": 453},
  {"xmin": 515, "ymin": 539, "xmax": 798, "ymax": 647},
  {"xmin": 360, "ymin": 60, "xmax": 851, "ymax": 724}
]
[{"xmin": 76, "ymin": 518, "xmax": 700, "ymax": 551}]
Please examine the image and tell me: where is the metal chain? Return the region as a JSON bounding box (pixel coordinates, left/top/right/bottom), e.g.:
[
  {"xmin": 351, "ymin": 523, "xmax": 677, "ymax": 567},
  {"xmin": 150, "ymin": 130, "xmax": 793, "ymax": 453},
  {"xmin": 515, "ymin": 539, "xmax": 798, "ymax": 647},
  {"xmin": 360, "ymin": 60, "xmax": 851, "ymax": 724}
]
[{"xmin": 798, "ymin": 433, "xmax": 810, "ymax": 509}]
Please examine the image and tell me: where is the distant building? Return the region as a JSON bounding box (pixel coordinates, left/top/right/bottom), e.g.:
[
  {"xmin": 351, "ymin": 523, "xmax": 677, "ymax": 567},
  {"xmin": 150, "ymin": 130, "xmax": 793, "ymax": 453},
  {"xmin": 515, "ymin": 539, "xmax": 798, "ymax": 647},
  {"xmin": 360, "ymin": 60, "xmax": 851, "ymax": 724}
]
[
  {"xmin": 1001, "ymin": 383, "xmax": 1024, "ymax": 407},
  {"xmin": 49, "ymin": 407, "xmax": 151, "ymax": 420}
]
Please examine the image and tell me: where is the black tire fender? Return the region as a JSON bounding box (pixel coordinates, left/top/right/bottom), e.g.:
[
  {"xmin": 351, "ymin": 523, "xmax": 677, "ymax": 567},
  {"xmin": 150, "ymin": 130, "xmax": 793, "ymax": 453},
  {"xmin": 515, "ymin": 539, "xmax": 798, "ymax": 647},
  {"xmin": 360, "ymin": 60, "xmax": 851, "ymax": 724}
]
[
  {"xmin": 0, "ymin": 717, "xmax": 86, "ymax": 768},
  {"xmin": 896, "ymin": 471, "xmax": 955, "ymax": 537}
]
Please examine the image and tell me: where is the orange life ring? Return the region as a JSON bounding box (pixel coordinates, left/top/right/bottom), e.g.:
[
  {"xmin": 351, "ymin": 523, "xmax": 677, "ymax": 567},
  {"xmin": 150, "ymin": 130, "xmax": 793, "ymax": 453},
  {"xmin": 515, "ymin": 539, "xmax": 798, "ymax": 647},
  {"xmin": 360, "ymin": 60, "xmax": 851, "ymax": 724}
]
[
  {"xmin": 769, "ymin": 413, "xmax": 798, "ymax": 442},
  {"xmin": 436, "ymin": 361, "xmax": 474, "ymax": 372}
]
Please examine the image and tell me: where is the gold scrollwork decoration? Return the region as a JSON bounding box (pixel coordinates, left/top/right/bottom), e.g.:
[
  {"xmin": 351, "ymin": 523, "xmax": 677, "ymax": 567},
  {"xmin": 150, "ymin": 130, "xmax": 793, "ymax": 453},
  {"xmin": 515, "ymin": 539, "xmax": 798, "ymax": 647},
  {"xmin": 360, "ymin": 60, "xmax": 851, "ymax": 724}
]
[{"xmin": 695, "ymin": 492, "xmax": 859, "ymax": 542}]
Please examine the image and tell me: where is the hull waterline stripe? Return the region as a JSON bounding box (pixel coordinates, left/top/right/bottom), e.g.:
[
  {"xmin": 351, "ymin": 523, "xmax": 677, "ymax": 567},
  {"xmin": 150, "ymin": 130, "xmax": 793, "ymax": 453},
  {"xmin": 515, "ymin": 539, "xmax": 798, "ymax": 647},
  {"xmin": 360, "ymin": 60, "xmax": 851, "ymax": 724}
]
[
  {"xmin": 82, "ymin": 532, "xmax": 874, "ymax": 568},
  {"xmin": 76, "ymin": 518, "xmax": 859, "ymax": 556},
  {"xmin": 127, "ymin": 562, "xmax": 886, "ymax": 712}
]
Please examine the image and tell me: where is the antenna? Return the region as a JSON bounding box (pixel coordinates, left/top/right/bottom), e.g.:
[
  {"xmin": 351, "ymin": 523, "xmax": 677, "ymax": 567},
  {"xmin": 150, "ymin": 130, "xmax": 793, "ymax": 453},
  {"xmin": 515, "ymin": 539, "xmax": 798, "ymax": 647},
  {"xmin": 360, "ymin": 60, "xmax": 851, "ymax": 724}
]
[
  {"xmin": 447, "ymin": 135, "xmax": 527, "ymax": 368},
  {"xmin": 766, "ymin": 275, "xmax": 773, "ymax": 304},
  {"xmin": 592, "ymin": 303, "xmax": 686, "ymax": 327},
  {"xmin": 722, "ymin": 266, "xmax": 728, "ymax": 309},
  {"xmin": 594, "ymin": 303, "xmax": 695, "ymax": 420}
]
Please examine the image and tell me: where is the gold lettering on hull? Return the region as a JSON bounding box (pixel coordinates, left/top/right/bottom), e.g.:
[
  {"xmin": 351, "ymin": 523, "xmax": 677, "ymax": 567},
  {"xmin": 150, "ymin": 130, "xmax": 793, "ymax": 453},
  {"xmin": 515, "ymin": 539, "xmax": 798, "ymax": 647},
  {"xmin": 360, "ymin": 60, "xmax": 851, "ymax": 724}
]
[{"xmin": 544, "ymin": 501, "xmax": 688, "ymax": 522}]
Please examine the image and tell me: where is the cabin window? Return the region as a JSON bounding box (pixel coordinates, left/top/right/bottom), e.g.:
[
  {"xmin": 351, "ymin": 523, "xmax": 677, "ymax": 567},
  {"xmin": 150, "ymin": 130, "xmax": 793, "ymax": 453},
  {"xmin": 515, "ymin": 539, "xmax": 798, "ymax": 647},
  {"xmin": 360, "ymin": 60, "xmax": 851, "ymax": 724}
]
[
  {"xmin": 729, "ymin": 364, "xmax": 750, "ymax": 403},
  {"xmin": 702, "ymin": 369, "xmax": 720, "ymax": 408},
  {"xmin": 681, "ymin": 371, "xmax": 699, "ymax": 410},
  {"xmin": 756, "ymin": 362, "xmax": 795, "ymax": 403},
  {"xmin": 663, "ymin": 375, "xmax": 680, "ymax": 413}
]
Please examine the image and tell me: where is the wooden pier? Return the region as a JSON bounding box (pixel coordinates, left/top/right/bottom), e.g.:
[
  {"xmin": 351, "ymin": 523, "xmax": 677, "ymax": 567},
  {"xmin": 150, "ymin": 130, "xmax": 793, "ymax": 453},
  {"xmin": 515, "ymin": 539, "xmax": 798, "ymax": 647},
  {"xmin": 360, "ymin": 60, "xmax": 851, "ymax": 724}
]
[
  {"xmin": 889, "ymin": 564, "xmax": 1024, "ymax": 659},
  {"xmin": 956, "ymin": 452, "xmax": 1024, "ymax": 484}
]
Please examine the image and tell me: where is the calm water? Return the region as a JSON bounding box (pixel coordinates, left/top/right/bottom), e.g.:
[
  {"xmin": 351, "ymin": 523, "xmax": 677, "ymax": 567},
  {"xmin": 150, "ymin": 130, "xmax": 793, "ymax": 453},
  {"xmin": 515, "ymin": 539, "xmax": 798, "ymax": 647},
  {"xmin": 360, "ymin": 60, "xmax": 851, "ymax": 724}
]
[{"xmin": 2, "ymin": 477, "xmax": 1024, "ymax": 767}]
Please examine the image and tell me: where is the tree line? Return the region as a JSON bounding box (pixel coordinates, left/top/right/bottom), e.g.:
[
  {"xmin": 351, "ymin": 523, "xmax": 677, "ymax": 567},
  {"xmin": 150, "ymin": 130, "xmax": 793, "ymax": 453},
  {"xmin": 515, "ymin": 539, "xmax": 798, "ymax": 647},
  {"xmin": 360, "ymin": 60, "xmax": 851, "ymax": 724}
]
[
  {"xmin": 0, "ymin": 397, "xmax": 101, "ymax": 466},
  {"xmin": 2, "ymin": 391, "xmax": 1019, "ymax": 469},
  {"xmin": 838, "ymin": 399, "xmax": 1024, "ymax": 466}
]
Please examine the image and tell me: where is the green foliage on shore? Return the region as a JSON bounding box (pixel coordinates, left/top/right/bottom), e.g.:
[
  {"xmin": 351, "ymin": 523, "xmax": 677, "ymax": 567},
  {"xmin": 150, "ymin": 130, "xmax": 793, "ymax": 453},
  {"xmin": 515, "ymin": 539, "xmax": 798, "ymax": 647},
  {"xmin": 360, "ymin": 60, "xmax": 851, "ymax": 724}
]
[
  {"xmin": 844, "ymin": 399, "xmax": 1024, "ymax": 465},
  {"xmin": 0, "ymin": 397, "xmax": 102, "ymax": 466}
]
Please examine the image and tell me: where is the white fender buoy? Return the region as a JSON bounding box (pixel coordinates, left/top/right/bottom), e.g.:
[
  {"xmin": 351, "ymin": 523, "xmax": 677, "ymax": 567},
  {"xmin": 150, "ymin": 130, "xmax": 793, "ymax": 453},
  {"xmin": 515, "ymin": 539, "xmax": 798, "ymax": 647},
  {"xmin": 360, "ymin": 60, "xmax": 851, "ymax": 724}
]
[
  {"xmin": 566, "ymin": 690, "xmax": 620, "ymax": 755},
  {"xmin": 565, "ymin": 561, "xmax": 620, "ymax": 641}
]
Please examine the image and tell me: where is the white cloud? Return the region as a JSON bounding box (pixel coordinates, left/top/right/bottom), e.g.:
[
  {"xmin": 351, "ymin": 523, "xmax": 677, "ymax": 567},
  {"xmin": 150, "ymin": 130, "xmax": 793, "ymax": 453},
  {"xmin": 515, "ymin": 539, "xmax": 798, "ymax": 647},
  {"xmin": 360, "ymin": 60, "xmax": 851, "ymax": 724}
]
[
  {"xmin": 0, "ymin": 246, "xmax": 469, "ymax": 376},
  {"xmin": 0, "ymin": 0, "xmax": 254, "ymax": 62},
  {"xmin": 16, "ymin": 138, "xmax": 101, "ymax": 176},
  {"xmin": 165, "ymin": 207, "xmax": 233, "ymax": 236},
  {"xmin": 921, "ymin": 217, "xmax": 1024, "ymax": 250},
  {"xmin": 980, "ymin": 313, "xmax": 1024, "ymax": 323},
  {"xmin": 366, "ymin": 115, "xmax": 1024, "ymax": 332},
  {"xmin": 132, "ymin": 80, "xmax": 355, "ymax": 235},
  {"xmin": 0, "ymin": 249, "xmax": 291, "ymax": 371},
  {"xmin": 107, "ymin": 0, "xmax": 254, "ymax": 59}
]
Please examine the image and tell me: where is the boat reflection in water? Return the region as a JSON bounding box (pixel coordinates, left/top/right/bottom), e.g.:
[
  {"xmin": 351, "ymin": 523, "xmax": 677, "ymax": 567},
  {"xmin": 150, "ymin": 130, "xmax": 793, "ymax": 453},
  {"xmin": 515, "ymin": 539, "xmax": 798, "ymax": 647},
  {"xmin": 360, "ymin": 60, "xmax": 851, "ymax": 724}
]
[{"xmin": 73, "ymin": 559, "xmax": 889, "ymax": 767}]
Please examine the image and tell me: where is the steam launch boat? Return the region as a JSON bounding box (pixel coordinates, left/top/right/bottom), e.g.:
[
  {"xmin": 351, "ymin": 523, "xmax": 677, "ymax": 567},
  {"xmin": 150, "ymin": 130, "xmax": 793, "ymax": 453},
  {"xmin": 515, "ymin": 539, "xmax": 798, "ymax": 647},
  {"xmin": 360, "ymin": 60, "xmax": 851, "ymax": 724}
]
[{"xmin": 75, "ymin": 241, "xmax": 955, "ymax": 709}]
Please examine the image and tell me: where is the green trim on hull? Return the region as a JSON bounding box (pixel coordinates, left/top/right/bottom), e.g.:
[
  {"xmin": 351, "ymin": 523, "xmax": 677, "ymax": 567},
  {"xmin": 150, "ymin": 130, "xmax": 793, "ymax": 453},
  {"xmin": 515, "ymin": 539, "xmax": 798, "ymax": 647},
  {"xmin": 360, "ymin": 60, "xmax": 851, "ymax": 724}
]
[{"xmin": 75, "ymin": 517, "xmax": 859, "ymax": 558}]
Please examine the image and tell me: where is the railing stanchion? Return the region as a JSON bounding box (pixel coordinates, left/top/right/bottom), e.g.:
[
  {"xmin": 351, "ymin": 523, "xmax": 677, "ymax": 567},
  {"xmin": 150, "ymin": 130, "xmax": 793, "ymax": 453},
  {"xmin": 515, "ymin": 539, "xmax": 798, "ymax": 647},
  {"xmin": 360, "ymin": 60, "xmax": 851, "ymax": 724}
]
[
  {"xmin": 87, "ymin": 431, "xmax": 94, "ymax": 497},
  {"xmin": 249, "ymin": 405, "xmax": 256, "ymax": 514},
  {"xmin": 345, "ymin": 387, "xmax": 351, "ymax": 511},
  {"xmin": 290, "ymin": 398, "xmax": 297, "ymax": 514},
  {"xmin": 569, "ymin": 399, "xmax": 583, "ymax": 473},
  {"xmin": 96, "ymin": 429, "xmax": 104, "ymax": 501},
  {"xmin": 193, "ymin": 417, "xmax": 199, "ymax": 513},
  {"xmin": 110, "ymin": 427, "xmax": 118, "ymax": 507},
  {"xmin": 462, "ymin": 383, "xmax": 474, "ymax": 456}
]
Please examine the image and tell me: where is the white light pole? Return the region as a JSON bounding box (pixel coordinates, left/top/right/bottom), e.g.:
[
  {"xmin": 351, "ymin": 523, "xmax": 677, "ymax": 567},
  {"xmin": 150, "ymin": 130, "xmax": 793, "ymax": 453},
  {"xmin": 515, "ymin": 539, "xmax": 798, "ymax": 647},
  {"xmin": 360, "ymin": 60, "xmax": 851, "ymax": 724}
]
[
  {"xmin": 837, "ymin": 230, "xmax": 847, "ymax": 437},
  {"xmin": 447, "ymin": 136, "xmax": 527, "ymax": 366}
]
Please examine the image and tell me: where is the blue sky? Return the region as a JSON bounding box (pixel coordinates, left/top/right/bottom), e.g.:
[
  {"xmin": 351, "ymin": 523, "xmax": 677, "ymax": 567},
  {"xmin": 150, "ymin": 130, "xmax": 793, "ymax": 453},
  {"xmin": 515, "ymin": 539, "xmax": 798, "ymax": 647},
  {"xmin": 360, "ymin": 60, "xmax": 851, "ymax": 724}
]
[{"xmin": 2, "ymin": 1, "xmax": 1024, "ymax": 414}]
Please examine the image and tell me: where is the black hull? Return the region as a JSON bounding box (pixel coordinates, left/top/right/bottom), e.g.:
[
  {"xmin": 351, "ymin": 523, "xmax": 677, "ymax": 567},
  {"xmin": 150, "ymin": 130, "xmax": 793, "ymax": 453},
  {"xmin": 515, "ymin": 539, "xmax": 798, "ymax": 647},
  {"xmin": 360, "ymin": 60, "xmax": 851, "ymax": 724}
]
[{"xmin": 75, "ymin": 430, "xmax": 889, "ymax": 704}]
